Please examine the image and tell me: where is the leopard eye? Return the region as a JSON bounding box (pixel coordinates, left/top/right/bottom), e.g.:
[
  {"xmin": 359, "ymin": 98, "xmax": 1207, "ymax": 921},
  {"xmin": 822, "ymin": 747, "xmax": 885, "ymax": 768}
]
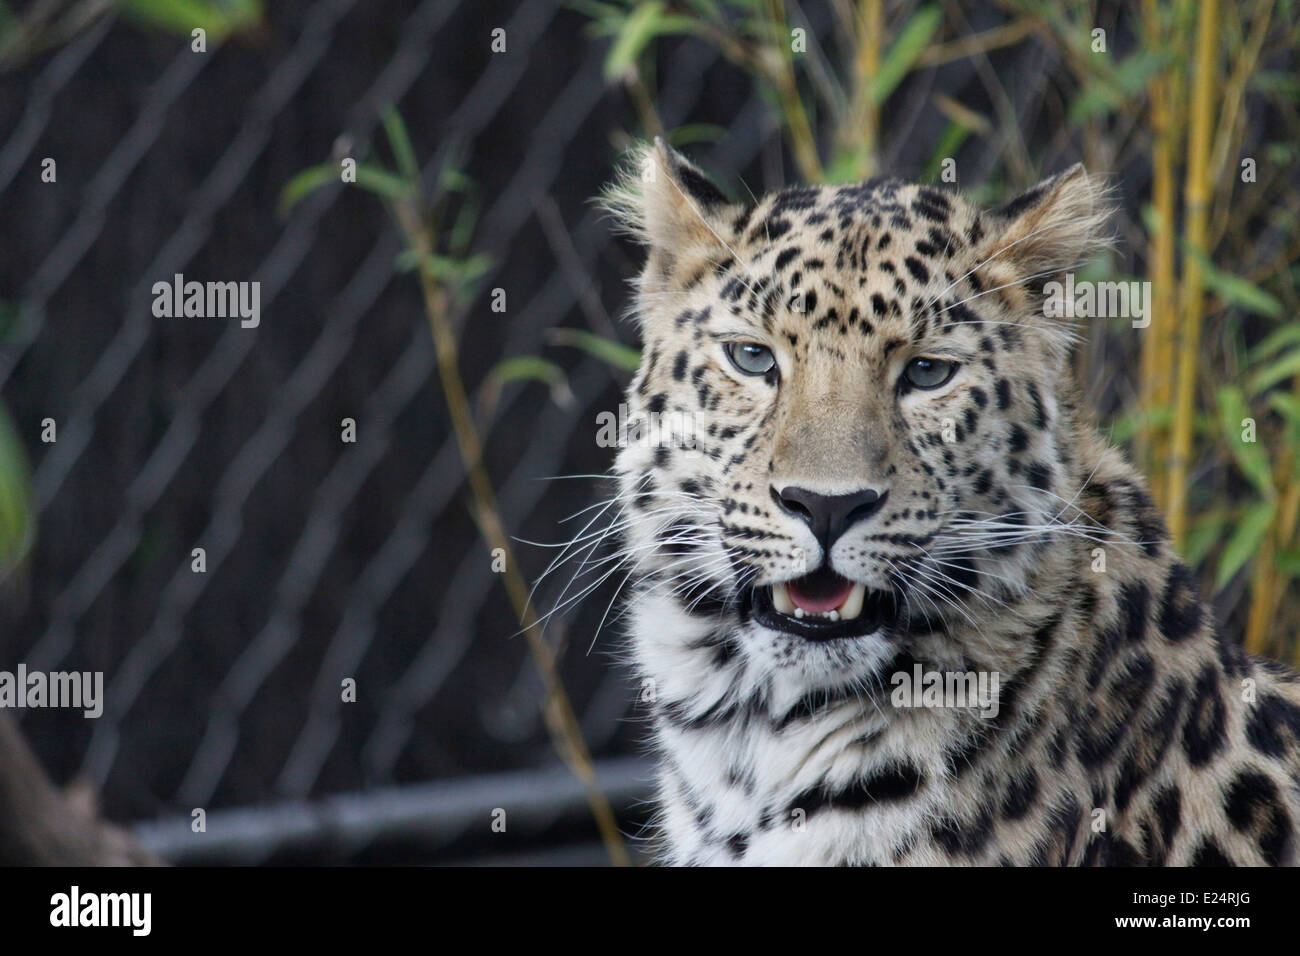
[
  {"xmin": 902, "ymin": 356, "xmax": 958, "ymax": 390},
  {"xmin": 725, "ymin": 342, "xmax": 777, "ymax": 377}
]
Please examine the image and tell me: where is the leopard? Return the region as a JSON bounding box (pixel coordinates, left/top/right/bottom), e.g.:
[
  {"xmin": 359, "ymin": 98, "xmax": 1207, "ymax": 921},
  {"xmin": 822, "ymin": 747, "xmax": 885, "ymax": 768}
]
[{"xmin": 593, "ymin": 138, "xmax": 1300, "ymax": 866}]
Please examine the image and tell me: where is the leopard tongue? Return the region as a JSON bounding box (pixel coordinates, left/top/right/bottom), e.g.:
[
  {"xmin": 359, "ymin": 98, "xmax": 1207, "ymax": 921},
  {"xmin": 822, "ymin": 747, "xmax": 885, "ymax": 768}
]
[{"xmin": 787, "ymin": 578, "xmax": 854, "ymax": 614}]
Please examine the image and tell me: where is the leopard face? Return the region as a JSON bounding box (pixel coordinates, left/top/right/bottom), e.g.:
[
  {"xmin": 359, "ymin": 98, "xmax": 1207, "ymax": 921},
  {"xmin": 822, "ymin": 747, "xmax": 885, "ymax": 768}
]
[{"xmin": 609, "ymin": 141, "xmax": 1108, "ymax": 693}]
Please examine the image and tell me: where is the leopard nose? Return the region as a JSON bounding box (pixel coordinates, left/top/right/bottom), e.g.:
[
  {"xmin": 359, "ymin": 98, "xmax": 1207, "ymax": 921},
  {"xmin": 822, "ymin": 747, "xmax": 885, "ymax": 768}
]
[{"xmin": 772, "ymin": 485, "xmax": 887, "ymax": 550}]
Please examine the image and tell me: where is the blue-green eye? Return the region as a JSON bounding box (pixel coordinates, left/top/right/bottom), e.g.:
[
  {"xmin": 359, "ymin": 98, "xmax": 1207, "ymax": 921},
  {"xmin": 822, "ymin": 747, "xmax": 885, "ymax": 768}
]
[
  {"xmin": 725, "ymin": 342, "xmax": 777, "ymax": 377},
  {"xmin": 903, "ymin": 357, "xmax": 958, "ymax": 390}
]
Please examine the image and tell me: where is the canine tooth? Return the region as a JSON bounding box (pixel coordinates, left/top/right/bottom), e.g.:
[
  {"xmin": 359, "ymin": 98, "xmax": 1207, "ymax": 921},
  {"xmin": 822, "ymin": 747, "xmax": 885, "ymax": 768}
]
[
  {"xmin": 772, "ymin": 583, "xmax": 795, "ymax": 615},
  {"xmin": 794, "ymin": 607, "xmax": 805, "ymax": 619},
  {"xmin": 838, "ymin": 583, "xmax": 867, "ymax": 620}
]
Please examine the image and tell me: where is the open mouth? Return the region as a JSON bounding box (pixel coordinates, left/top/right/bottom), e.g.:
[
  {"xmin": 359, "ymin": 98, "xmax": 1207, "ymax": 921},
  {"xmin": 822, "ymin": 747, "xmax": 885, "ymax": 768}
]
[{"xmin": 749, "ymin": 565, "xmax": 900, "ymax": 641}]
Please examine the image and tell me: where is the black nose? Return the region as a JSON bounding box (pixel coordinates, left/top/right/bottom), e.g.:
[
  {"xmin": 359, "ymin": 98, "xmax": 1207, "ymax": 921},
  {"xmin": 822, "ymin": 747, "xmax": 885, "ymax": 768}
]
[{"xmin": 772, "ymin": 485, "xmax": 887, "ymax": 549}]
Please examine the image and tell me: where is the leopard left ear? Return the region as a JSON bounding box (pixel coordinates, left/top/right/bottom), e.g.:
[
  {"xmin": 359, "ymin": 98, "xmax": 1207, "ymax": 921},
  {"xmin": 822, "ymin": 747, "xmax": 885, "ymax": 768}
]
[
  {"xmin": 603, "ymin": 138, "xmax": 740, "ymax": 286},
  {"xmin": 978, "ymin": 164, "xmax": 1113, "ymax": 280}
]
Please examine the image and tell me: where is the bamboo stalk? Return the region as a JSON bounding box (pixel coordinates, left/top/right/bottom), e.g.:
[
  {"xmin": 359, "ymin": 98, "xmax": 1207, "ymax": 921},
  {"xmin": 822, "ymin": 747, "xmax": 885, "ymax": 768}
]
[
  {"xmin": 841, "ymin": 0, "xmax": 882, "ymax": 181},
  {"xmin": 915, "ymin": 17, "xmax": 1034, "ymax": 68},
  {"xmin": 765, "ymin": 0, "xmax": 825, "ymax": 182},
  {"xmin": 1245, "ymin": 386, "xmax": 1300, "ymax": 656},
  {"xmin": 394, "ymin": 204, "xmax": 631, "ymax": 866},
  {"xmin": 1140, "ymin": 0, "xmax": 1177, "ymax": 510},
  {"xmin": 1167, "ymin": 0, "xmax": 1220, "ymax": 548}
]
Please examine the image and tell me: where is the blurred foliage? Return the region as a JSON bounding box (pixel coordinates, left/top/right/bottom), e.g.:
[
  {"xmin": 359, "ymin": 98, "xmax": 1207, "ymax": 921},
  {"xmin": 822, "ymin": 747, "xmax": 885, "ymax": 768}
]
[
  {"xmin": 118, "ymin": 0, "xmax": 261, "ymax": 40},
  {"xmin": 0, "ymin": 0, "xmax": 263, "ymax": 70},
  {"xmin": 281, "ymin": 110, "xmax": 630, "ymax": 864},
  {"xmin": 0, "ymin": 1, "xmax": 264, "ymax": 70},
  {"xmin": 0, "ymin": 303, "xmax": 33, "ymax": 582}
]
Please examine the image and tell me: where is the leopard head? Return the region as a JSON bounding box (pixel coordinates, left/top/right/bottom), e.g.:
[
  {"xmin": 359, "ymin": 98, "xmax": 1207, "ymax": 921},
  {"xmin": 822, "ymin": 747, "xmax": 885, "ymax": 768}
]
[{"xmin": 604, "ymin": 140, "xmax": 1111, "ymax": 689}]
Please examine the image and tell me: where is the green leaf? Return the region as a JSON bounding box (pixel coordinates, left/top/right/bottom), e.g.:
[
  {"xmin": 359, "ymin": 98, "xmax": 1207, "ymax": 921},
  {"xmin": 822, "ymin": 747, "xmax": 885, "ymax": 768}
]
[
  {"xmin": 1069, "ymin": 51, "xmax": 1166, "ymax": 124},
  {"xmin": 1276, "ymin": 548, "xmax": 1300, "ymax": 578},
  {"xmin": 0, "ymin": 402, "xmax": 33, "ymax": 576},
  {"xmin": 602, "ymin": 2, "xmax": 697, "ymax": 81},
  {"xmin": 381, "ymin": 108, "xmax": 421, "ymax": 183},
  {"xmin": 1248, "ymin": 70, "xmax": 1300, "ymax": 99},
  {"xmin": 822, "ymin": 148, "xmax": 864, "ymax": 185},
  {"xmin": 480, "ymin": 356, "xmax": 574, "ymax": 419},
  {"xmin": 666, "ymin": 123, "xmax": 729, "ymax": 146},
  {"xmin": 1215, "ymin": 499, "xmax": 1275, "ymax": 589},
  {"xmin": 396, "ymin": 250, "xmax": 492, "ymax": 289},
  {"xmin": 1184, "ymin": 246, "xmax": 1283, "ymax": 318},
  {"xmin": 922, "ymin": 121, "xmax": 970, "ymax": 181},
  {"xmin": 547, "ymin": 328, "xmax": 641, "ymax": 372},
  {"xmin": 447, "ymin": 194, "xmax": 481, "ymax": 257},
  {"xmin": 1184, "ymin": 508, "xmax": 1228, "ymax": 567},
  {"xmin": 1216, "ymin": 386, "xmax": 1274, "ymax": 494},
  {"xmin": 1105, "ymin": 404, "xmax": 1173, "ymax": 445},
  {"xmin": 353, "ymin": 164, "xmax": 415, "ymax": 201},
  {"xmin": 1267, "ymin": 391, "xmax": 1300, "ymax": 424},
  {"xmin": 120, "ymin": 0, "xmax": 262, "ymax": 41},
  {"xmin": 1248, "ymin": 348, "xmax": 1300, "ymax": 396},
  {"xmin": 870, "ymin": 6, "xmax": 942, "ymax": 104},
  {"xmin": 1247, "ymin": 322, "xmax": 1300, "ymax": 362},
  {"xmin": 489, "ymin": 356, "xmax": 568, "ymax": 388},
  {"xmin": 280, "ymin": 161, "xmax": 415, "ymax": 217},
  {"xmin": 277, "ymin": 163, "xmax": 337, "ymax": 217}
]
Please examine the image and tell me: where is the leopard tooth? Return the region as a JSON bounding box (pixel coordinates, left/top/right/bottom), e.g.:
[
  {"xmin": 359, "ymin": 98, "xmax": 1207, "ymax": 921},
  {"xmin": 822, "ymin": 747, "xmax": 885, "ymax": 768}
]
[
  {"xmin": 837, "ymin": 583, "xmax": 867, "ymax": 620},
  {"xmin": 772, "ymin": 582, "xmax": 795, "ymax": 615}
]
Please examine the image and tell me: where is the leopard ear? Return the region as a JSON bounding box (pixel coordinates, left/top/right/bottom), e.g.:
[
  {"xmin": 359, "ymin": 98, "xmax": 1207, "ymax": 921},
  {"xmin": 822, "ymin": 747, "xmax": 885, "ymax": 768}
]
[
  {"xmin": 604, "ymin": 138, "xmax": 738, "ymax": 272},
  {"xmin": 978, "ymin": 165, "xmax": 1112, "ymax": 280}
]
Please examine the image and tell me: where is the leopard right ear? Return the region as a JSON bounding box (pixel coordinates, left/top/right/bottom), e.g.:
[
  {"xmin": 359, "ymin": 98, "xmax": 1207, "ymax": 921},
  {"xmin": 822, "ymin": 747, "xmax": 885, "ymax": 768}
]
[
  {"xmin": 603, "ymin": 139, "xmax": 740, "ymax": 282},
  {"xmin": 977, "ymin": 164, "xmax": 1113, "ymax": 280}
]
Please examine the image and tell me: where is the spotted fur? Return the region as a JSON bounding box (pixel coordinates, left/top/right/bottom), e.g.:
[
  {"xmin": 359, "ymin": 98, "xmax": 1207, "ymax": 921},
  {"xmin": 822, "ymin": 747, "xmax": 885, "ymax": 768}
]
[{"xmin": 599, "ymin": 140, "xmax": 1300, "ymax": 866}]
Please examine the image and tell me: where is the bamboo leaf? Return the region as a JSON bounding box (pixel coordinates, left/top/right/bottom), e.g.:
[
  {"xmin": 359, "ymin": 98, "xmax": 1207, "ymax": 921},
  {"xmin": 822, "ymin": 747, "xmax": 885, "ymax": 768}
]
[
  {"xmin": 1276, "ymin": 548, "xmax": 1300, "ymax": 578},
  {"xmin": 121, "ymin": 0, "xmax": 262, "ymax": 40},
  {"xmin": 277, "ymin": 163, "xmax": 337, "ymax": 217},
  {"xmin": 1248, "ymin": 348, "xmax": 1300, "ymax": 396},
  {"xmin": 666, "ymin": 123, "xmax": 729, "ymax": 145},
  {"xmin": 1248, "ymin": 323, "xmax": 1300, "ymax": 362},
  {"xmin": 1216, "ymin": 386, "xmax": 1274, "ymax": 494},
  {"xmin": 547, "ymin": 328, "xmax": 641, "ymax": 371},
  {"xmin": 489, "ymin": 356, "xmax": 569, "ymax": 389},
  {"xmin": 1184, "ymin": 246, "xmax": 1283, "ymax": 318},
  {"xmin": 353, "ymin": 165, "xmax": 415, "ymax": 201},
  {"xmin": 1267, "ymin": 392, "xmax": 1300, "ymax": 424},
  {"xmin": 870, "ymin": 6, "xmax": 942, "ymax": 104},
  {"xmin": 1069, "ymin": 51, "xmax": 1166, "ymax": 123},
  {"xmin": 922, "ymin": 121, "xmax": 971, "ymax": 181},
  {"xmin": 0, "ymin": 402, "xmax": 33, "ymax": 576},
  {"xmin": 602, "ymin": 2, "xmax": 697, "ymax": 81},
  {"xmin": 1215, "ymin": 500, "xmax": 1276, "ymax": 589},
  {"xmin": 381, "ymin": 108, "xmax": 421, "ymax": 183},
  {"xmin": 1184, "ymin": 508, "xmax": 1228, "ymax": 567}
]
